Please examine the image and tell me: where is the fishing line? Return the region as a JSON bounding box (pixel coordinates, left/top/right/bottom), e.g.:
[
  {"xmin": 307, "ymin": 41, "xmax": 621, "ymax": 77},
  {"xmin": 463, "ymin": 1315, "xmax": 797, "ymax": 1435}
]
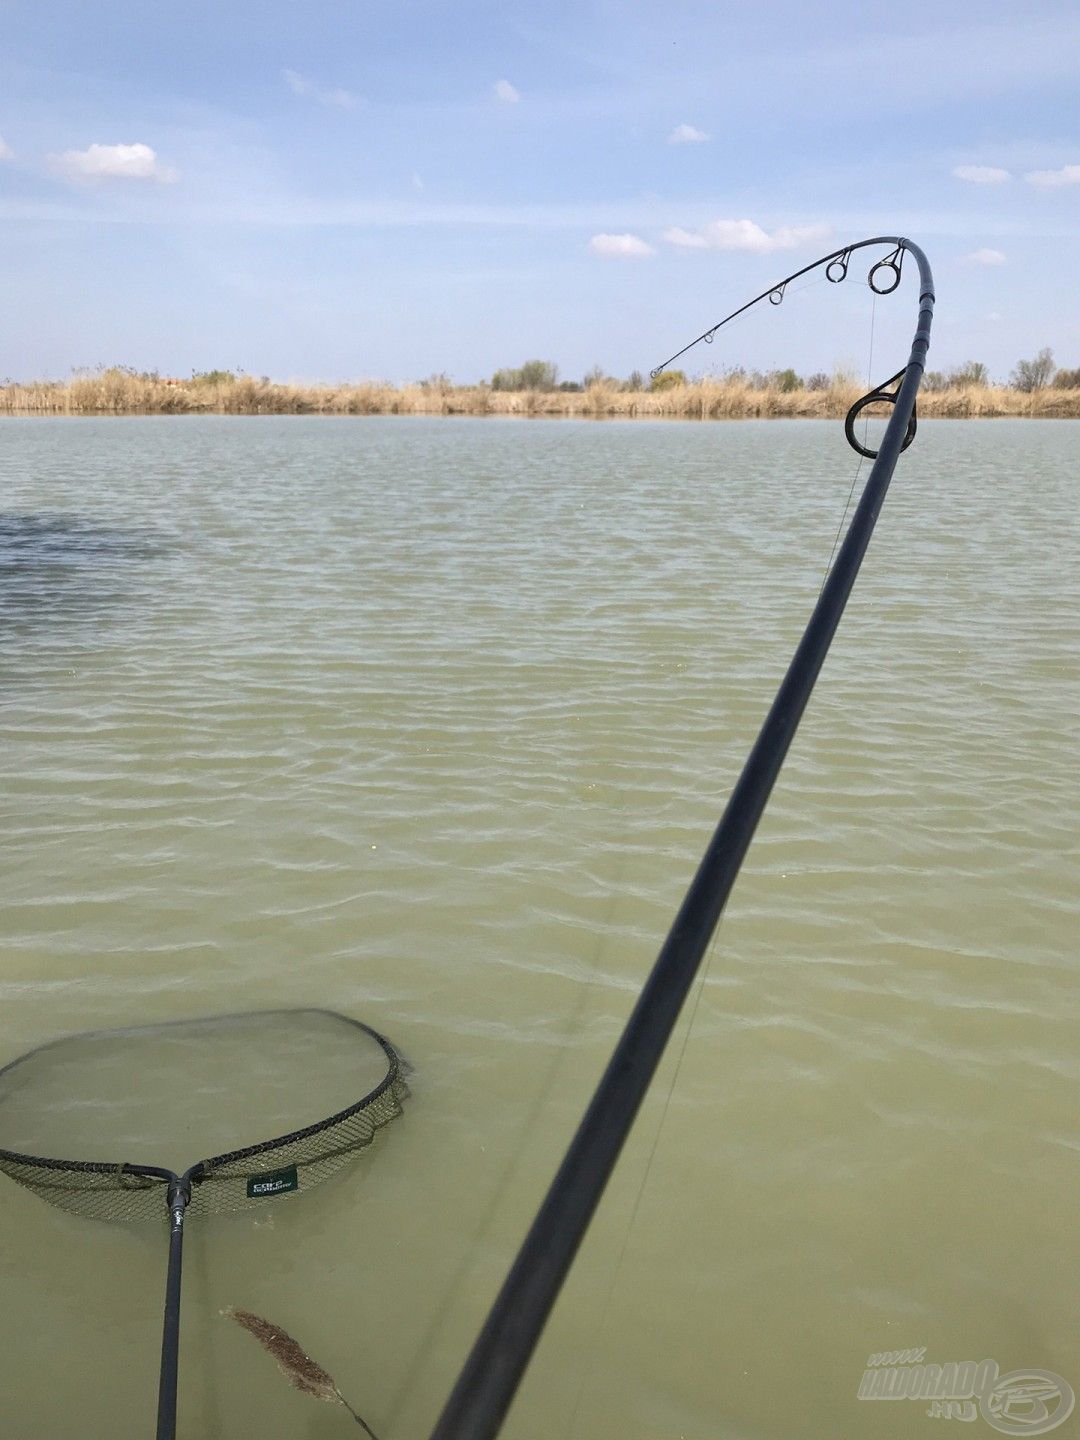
[
  {"xmin": 563, "ymin": 914, "xmax": 723, "ymax": 1439},
  {"xmin": 390, "ymin": 485, "xmax": 655, "ymax": 1423},
  {"xmin": 777, "ymin": 272, "xmax": 832, "ymax": 309},
  {"xmin": 865, "ymin": 290, "xmax": 878, "ymax": 404},
  {"xmin": 691, "ymin": 273, "xmax": 830, "ymax": 381},
  {"xmin": 819, "ymin": 292, "xmax": 877, "ymax": 593},
  {"xmin": 567, "ymin": 269, "xmax": 881, "ymax": 1435},
  {"xmin": 650, "ymin": 240, "xmax": 898, "ymax": 380},
  {"xmin": 385, "ymin": 808, "xmax": 635, "ymax": 1425}
]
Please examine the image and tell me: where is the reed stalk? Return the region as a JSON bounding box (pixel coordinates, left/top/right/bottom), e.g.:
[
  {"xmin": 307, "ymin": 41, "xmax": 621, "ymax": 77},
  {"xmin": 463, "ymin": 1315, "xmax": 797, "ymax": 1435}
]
[
  {"xmin": 2, "ymin": 370, "xmax": 1077, "ymax": 419},
  {"xmin": 224, "ymin": 1307, "xmax": 382, "ymax": 1440}
]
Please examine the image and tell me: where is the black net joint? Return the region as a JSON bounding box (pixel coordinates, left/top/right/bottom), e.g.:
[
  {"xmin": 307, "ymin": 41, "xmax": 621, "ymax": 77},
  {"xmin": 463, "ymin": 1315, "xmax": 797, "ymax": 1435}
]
[{"xmin": 166, "ymin": 1175, "xmax": 191, "ymax": 1220}]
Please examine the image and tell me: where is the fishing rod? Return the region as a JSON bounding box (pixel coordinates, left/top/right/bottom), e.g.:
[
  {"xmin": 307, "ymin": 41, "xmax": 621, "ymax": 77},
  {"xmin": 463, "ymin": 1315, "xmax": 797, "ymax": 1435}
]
[{"xmin": 429, "ymin": 235, "xmax": 935, "ymax": 1440}]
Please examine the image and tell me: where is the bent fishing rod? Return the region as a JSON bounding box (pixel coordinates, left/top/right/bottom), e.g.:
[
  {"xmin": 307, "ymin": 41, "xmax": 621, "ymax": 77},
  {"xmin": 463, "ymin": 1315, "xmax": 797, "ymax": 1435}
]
[{"xmin": 429, "ymin": 235, "xmax": 935, "ymax": 1440}]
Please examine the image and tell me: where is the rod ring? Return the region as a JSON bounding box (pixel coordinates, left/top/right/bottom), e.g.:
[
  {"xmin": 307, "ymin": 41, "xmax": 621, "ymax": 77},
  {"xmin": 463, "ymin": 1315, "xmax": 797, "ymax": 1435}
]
[
  {"xmin": 868, "ymin": 259, "xmax": 901, "ymax": 295},
  {"xmin": 844, "ymin": 390, "xmax": 917, "ymax": 458}
]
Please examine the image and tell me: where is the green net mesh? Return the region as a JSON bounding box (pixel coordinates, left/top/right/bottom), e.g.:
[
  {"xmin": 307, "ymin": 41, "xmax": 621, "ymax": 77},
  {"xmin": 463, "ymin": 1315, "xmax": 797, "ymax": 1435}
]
[{"xmin": 0, "ymin": 1009, "xmax": 408, "ymax": 1223}]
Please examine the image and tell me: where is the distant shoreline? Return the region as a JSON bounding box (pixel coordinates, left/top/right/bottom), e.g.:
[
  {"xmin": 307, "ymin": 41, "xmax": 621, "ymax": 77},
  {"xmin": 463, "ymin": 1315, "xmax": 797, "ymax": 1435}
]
[{"xmin": 2, "ymin": 372, "xmax": 1078, "ymax": 419}]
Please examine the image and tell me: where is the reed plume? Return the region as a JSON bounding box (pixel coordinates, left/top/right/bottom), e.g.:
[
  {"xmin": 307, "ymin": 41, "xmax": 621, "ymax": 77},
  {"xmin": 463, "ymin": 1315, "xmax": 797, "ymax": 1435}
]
[
  {"xmin": 3, "ymin": 368, "xmax": 1078, "ymax": 418},
  {"xmin": 224, "ymin": 1307, "xmax": 382, "ymax": 1439}
]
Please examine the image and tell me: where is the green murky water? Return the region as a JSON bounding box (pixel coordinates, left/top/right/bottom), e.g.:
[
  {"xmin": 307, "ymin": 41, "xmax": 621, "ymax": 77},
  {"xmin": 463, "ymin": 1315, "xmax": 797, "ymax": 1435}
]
[{"xmin": 1, "ymin": 416, "xmax": 1077, "ymax": 1439}]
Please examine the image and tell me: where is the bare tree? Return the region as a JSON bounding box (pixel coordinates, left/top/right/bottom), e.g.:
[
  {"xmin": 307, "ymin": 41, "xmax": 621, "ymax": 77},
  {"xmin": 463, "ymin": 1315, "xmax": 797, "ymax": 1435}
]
[
  {"xmin": 946, "ymin": 361, "xmax": 989, "ymax": 387},
  {"xmin": 1010, "ymin": 348, "xmax": 1055, "ymax": 392}
]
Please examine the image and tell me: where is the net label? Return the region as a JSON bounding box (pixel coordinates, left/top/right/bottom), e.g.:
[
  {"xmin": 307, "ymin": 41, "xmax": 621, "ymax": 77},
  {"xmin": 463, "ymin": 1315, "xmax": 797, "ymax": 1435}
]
[{"xmin": 247, "ymin": 1165, "xmax": 299, "ymax": 1198}]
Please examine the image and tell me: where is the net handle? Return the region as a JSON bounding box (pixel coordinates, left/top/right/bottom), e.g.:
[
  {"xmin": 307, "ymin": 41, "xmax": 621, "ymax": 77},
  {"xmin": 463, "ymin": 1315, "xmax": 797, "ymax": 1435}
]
[{"xmin": 156, "ymin": 1171, "xmax": 194, "ymax": 1440}]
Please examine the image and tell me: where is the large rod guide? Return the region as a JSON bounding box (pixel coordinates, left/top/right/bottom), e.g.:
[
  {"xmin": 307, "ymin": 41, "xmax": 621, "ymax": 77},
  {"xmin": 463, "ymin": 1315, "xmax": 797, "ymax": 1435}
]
[{"xmin": 429, "ymin": 236, "xmax": 935, "ymax": 1440}]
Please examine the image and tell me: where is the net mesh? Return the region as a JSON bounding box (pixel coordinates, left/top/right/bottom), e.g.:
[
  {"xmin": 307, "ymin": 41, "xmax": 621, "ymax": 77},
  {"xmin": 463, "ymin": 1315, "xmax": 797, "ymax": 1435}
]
[{"xmin": 0, "ymin": 1009, "xmax": 409, "ymax": 1224}]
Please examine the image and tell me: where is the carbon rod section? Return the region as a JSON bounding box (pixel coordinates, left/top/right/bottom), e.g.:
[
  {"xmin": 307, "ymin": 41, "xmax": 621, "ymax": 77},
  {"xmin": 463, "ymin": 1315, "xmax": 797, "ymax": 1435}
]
[
  {"xmin": 429, "ymin": 238, "xmax": 935, "ymax": 1440},
  {"xmin": 650, "ymin": 234, "xmax": 912, "ymax": 379}
]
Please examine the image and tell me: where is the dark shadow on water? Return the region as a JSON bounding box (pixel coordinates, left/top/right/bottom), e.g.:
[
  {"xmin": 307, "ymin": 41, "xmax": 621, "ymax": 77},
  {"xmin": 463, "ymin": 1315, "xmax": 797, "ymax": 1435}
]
[{"xmin": 0, "ymin": 512, "xmax": 171, "ymax": 630}]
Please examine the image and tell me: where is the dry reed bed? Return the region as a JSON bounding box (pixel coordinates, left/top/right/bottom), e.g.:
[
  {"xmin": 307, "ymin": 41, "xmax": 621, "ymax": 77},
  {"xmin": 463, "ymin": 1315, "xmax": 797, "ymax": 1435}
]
[{"xmin": 2, "ymin": 372, "xmax": 1078, "ymax": 419}]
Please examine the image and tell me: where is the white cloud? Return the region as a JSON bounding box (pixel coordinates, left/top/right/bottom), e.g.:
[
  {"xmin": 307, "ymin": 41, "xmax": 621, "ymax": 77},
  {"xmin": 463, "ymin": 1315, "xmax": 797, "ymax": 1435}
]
[
  {"xmin": 964, "ymin": 248, "xmax": 1006, "ymax": 265},
  {"xmin": 589, "ymin": 233, "xmax": 655, "ymax": 259},
  {"xmin": 986, "ymin": 312, "xmax": 1003, "ymax": 322},
  {"xmin": 663, "ymin": 219, "xmax": 829, "ymax": 253},
  {"xmin": 494, "ymin": 79, "xmax": 520, "ymax": 103},
  {"xmin": 668, "ymin": 124, "xmax": 708, "ymax": 145},
  {"xmin": 283, "ymin": 69, "xmax": 359, "ymax": 110},
  {"xmin": 1025, "ymin": 164, "xmax": 1080, "ymax": 188},
  {"xmin": 50, "ymin": 142, "xmax": 177, "ymax": 183},
  {"xmin": 952, "ymin": 165, "xmax": 1011, "ymax": 184},
  {"xmin": 663, "ymin": 227, "xmax": 709, "ymax": 249},
  {"xmin": 0, "ymin": 135, "xmax": 13, "ymax": 161},
  {"xmin": 411, "ymin": 172, "xmax": 424, "ymax": 193}
]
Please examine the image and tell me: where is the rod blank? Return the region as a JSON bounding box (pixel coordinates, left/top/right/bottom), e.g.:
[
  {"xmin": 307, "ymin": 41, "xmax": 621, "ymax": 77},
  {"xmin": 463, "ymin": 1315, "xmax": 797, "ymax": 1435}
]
[{"xmin": 429, "ymin": 237, "xmax": 935, "ymax": 1440}]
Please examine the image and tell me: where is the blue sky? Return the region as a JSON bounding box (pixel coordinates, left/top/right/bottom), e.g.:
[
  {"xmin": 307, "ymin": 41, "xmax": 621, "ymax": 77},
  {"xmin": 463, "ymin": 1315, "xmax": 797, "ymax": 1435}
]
[{"xmin": 1, "ymin": 0, "xmax": 1077, "ymax": 384}]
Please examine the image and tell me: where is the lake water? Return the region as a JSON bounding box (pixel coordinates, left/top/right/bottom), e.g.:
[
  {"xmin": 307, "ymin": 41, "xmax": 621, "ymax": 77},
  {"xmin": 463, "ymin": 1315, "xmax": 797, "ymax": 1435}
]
[{"xmin": 1, "ymin": 416, "xmax": 1077, "ymax": 1440}]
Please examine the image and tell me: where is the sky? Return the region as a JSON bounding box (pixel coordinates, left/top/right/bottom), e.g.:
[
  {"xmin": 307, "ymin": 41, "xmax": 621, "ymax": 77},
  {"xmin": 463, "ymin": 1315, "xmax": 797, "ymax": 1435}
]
[{"xmin": 0, "ymin": 0, "xmax": 1077, "ymax": 385}]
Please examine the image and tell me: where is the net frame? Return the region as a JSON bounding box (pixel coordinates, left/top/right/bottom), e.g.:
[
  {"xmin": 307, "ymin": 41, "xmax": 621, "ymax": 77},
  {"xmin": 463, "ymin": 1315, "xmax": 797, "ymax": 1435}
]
[{"xmin": 0, "ymin": 1007, "xmax": 409, "ymax": 1223}]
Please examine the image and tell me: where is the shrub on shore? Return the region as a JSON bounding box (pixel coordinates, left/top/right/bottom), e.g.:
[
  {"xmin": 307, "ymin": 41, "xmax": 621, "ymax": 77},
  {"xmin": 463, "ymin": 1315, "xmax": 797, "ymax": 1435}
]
[
  {"xmin": 489, "ymin": 359, "xmax": 560, "ymax": 392},
  {"xmin": 1010, "ymin": 348, "xmax": 1056, "ymax": 393},
  {"xmin": 2, "ymin": 358, "xmax": 1078, "ymax": 419}
]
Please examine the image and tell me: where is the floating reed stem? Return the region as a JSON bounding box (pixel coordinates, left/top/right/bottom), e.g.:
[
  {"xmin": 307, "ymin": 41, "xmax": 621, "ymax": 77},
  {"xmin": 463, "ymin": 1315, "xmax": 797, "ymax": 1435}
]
[{"xmin": 224, "ymin": 1306, "xmax": 382, "ymax": 1440}]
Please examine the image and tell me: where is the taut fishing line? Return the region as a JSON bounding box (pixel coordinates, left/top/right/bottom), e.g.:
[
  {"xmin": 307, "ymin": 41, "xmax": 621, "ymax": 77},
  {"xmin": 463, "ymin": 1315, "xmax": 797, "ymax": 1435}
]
[
  {"xmin": 567, "ymin": 265, "xmax": 885, "ymax": 1437},
  {"xmin": 563, "ymin": 915, "xmax": 723, "ymax": 1439},
  {"xmin": 820, "ymin": 290, "xmax": 877, "ymax": 593},
  {"xmin": 383, "ymin": 821, "xmax": 633, "ymax": 1430},
  {"xmin": 685, "ymin": 271, "xmax": 830, "ymax": 385}
]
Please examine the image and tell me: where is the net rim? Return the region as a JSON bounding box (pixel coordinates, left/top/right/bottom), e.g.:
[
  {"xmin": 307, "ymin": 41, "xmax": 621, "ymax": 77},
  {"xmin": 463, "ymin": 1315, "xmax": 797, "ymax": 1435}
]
[{"xmin": 0, "ymin": 1006, "xmax": 404, "ymax": 1185}]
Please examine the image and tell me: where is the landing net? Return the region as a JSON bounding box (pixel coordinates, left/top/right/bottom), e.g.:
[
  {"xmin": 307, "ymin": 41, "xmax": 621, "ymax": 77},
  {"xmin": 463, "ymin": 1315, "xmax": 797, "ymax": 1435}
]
[{"xmin": 0, "ymin": 1007, "xmax": 408, "ymax": 1223}]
